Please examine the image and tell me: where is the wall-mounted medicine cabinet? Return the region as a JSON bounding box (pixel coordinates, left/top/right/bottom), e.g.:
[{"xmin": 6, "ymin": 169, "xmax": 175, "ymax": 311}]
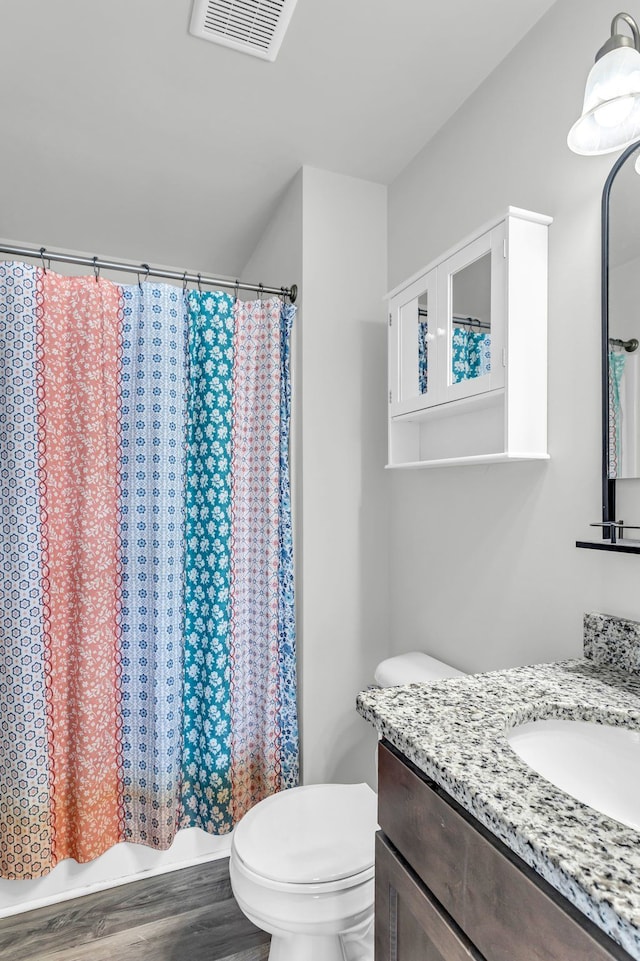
[{"xmin": 387, "ymin": 206, "xmax": 552, "ymax": 469}]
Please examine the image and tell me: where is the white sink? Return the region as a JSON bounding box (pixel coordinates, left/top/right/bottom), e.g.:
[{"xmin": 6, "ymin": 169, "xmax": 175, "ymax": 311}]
[{"xmin": 507, "ymin": 718, "xmax": 640, "ymax": 830}]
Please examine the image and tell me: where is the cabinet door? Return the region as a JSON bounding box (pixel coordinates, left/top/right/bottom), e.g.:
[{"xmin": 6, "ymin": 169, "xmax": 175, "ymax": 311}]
[
  {"xmin": 436, "ymin": 224, "xmax": 506, "ymax": 404},
  {"xmin": 389, "ymin": 269, "xmax": 439, "ymax": 416},
  {"xmin": 376, "ymin": 834, "xmax": 485, "ymax": 961}
]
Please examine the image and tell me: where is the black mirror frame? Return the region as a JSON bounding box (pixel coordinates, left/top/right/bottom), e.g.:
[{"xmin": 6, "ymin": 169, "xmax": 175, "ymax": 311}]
[
  {"xmin": 577, "ymin": 140, "xmax": 640, "ymax": 553},
  {"xmin": 601, "ymin": 140, "xmax": 640, "ymax": 553}
]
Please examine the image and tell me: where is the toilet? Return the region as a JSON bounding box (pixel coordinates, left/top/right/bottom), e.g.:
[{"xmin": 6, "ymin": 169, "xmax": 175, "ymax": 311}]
[{"xmin": 229, "ymin": 652, "xmax": 465, "ymax": 961}]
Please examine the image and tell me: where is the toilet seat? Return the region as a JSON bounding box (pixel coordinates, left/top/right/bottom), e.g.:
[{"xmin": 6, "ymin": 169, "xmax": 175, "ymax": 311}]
[
  {"xmin": 231, "ymin": 850, "xmax": 374, "ymax": 896},
  {"xmin": 232, "ymin": 782, "xmax": 377, "ymax": 886}
]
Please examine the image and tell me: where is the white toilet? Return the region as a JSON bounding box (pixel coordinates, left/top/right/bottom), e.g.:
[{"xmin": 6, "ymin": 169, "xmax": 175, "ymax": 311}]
[{"xmin": 229, "ymin": 653, "xmax": 464, "ymax": 961}]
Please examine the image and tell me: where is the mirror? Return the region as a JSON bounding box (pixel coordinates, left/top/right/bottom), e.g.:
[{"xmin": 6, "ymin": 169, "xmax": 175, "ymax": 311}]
[
  {"xmin": 415, "ymin": 251, "xmax": 493, "ymax": 399},
  {"xmin": 418, "ymin": 291, "xmax": 429, "ymax": 394},
  {"xmin": 450, "ymin": 252, "xmax": 492, "ymax": 385},
  {"xmin": 608, "ymin": 141, "xmax": 640, "ymax": 479},
  {"xmin": 599, "ymin": 139, "xmax": 640, "ymax": 544}
]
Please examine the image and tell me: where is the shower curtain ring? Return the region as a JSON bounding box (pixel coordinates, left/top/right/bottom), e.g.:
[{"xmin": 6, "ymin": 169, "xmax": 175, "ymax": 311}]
[
  {"xmin": 197, "ymin": 273, "xmax": 202, "ymax": 293},
  {"xmin": 142, "ymin": 263, "xmax": 150, "ymax": 285},
  {"xmin": 93, "ymin": 257, "xmax": 100, "ymax": 282},
  {"xmin": 258, "ymin": 283, "xmax": 264, "ymax": 303},
  {"xmin": 182, "ymin": 271, "xmax": 188, "ymax": 293},
  {"xmin": 39, "ymin": 247, "xmax": 48, "ymax": 273},
  {"xmin": 234, "ymin": 279, "xmax": 240, "ymax": 300}
]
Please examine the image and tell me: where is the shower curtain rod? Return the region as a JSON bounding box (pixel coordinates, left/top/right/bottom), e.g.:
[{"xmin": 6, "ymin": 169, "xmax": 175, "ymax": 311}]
[
  {"xmin": 0, "ymin": 242, "xmax": 298, "ymax": 303},
  {"xmin": 609, "ymin": 336, "xmax": 639, "ymax": 352}
]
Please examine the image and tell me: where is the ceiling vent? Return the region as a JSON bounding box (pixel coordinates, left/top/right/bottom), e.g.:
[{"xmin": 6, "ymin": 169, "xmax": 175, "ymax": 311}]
[{"xmin": 189, "ymin": 0, "xmax": 298, "ymax": 61}]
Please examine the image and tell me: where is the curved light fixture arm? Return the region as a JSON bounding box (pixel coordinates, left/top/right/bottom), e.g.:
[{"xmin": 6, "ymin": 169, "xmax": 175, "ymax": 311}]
[
  {"xmin": 615, "ymin": 12, "xmax": 640, "ymax": 48},
  {"xmin": 596, "ymin": 12, "xmax": 640, "ymax": 60}
]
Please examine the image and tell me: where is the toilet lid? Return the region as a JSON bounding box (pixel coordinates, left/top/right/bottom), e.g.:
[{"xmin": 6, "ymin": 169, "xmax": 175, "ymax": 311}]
[{"xmin": 232, "ymin": 783, "xmax": 377, "ymax": 884}]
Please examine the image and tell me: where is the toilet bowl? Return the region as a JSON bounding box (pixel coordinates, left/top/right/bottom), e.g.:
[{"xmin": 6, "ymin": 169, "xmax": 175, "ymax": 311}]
[
  {"xmin": 229, "ymin": 652, "xmax": 464, "ymax": 961},
  {"xmin": 230, "ymin": 782, "xmax": 377, "ymax": 961}
]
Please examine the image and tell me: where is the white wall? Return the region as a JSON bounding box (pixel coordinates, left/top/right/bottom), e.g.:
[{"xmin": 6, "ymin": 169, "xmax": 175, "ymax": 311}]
[
  {"xmin": 299, "ymin": 168, "xmax": 389, "ymax": 786},
  {"xmin": 386, "ymin": 0, "xmax": 640, "ymax": 673},
  {"xmin": 244, "ymin": 167, "xmax": 389, "ymax": 788}
]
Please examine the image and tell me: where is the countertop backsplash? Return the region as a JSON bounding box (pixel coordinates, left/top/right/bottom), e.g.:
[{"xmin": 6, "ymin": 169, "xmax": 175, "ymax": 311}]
[{"xmin": 584, "ymin": 612, "xmax": 640, "ymax": 673}]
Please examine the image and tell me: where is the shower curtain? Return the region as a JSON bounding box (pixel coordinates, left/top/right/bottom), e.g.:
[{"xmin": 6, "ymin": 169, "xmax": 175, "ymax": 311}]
[{"xmin": 0, "ymin": 261, "xmax": 298, "ymax": 879}]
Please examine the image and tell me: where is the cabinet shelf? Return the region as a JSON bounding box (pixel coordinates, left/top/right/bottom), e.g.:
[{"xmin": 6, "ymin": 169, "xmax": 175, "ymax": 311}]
[
  {"xmin": 386, "ymin": 451, "xmax": 550, "ymax": 470},
  {"xmin": 391, "ymin": 387, "xmax": 504, "ymax": 422}
]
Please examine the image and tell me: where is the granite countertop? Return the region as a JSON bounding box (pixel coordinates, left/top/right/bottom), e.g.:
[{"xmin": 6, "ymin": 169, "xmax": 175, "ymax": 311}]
[{"xmin": 357, "ymin": 657, "xmax": 640, "ymax": 959}]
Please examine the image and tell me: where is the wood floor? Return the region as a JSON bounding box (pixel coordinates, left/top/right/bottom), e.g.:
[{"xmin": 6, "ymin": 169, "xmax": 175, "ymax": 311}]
[{"xmin": 0, "ymin": 860, "xmax": 270, "ymax": 961}]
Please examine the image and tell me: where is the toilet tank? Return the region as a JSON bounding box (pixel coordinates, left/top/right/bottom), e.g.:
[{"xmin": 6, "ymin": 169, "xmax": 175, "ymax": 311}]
[{"xmin": 374, "ymin": 652, "xmax": 465, "ymax": 688}]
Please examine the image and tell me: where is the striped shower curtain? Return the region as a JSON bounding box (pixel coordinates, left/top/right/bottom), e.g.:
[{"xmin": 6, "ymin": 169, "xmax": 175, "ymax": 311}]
[{"xmin": 0, "ymin": 261, "xmax": 298, "ymax": 879}]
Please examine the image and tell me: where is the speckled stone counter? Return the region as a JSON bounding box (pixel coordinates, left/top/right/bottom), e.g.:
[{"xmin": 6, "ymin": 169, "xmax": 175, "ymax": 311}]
[{"xmin": 357, "ymin": 656, "xmax": 640, "ymax": 959}]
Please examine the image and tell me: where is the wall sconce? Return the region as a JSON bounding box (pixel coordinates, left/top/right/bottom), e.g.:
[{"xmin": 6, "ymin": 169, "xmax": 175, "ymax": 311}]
[{"xmin": 568, "ymin": 12, "xmax": 640, "ymax": 155}]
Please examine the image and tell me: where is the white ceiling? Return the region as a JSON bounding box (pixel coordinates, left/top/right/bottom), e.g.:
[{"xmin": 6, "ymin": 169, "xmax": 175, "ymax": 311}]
[{"xmin": 0, "ymin": 0, "xmax": 558, "ymax": 277}]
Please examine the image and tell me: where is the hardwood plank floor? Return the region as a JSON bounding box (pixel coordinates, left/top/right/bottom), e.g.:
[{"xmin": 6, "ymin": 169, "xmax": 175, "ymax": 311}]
[{"xmin": 0, "ymin": 859, "xmax": 270, "ymax": 961}]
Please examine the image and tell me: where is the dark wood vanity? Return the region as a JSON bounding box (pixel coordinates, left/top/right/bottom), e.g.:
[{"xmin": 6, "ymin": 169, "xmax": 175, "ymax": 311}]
[{"xmin": 376, "ymin": 740, "xmax": 633, "ymax": 961}]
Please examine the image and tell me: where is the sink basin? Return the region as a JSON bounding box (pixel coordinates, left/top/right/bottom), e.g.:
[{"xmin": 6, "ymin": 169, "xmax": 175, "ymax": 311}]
[{"xmin": 507, "ymin": 718, "xmax": 640, "ymax": 830}]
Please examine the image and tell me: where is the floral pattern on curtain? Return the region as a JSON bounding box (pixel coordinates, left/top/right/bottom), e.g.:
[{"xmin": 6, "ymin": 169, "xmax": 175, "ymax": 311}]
[
  {"xmin": 0, "ymin": 261, "xmax": 298, "ymax": 879},
  {"xmin": 418, "ymin": 320, "xmax": 428, "ymax": 394},
  {"xmin": 417, "ymin": 323, "xmax": 490, "ymax": 392},
  {"xmin": 609, "ymin": 347, "xmax": 626, "ymax": 479},
  {"xmin": 120, "ymin": 283, "xmax": 188, "ymax": 848},
  {"xmin": 277, "ymin": 303, "xmax": 298, "ymax": 791},
  {"xmin": 181, "ymin": 290, "xmax": 235, "ymax": 834},
  {"xmin": 0, "ymin": 262, "xmax": 50, "ymax": 879},
  {"xmin": 38, "ymin": 272, "xmax": 123, "ymax": 866},
  {"xmin": 451, "ymin": 326, "xmax": 491, "ymax": 383},
  {"xmin": 230, "ymin": 298, "xmax": 285, "ymax": 821}
]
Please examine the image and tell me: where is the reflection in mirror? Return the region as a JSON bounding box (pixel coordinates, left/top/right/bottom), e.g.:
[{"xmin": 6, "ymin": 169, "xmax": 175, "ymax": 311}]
[
  {"xmin": 418, "ymin": 292, "xmax": 429, "ymax": 394},
  {"xmin": 399, "ymin": 296, "xmax": 423, "ymax": 404},
  {"xmin": 450, "ymin": 252, "xmax": 492, "ymax": 385},
  {"xmin": 609, "ymin": 141, "xmax": 640, "ymax": 479}
]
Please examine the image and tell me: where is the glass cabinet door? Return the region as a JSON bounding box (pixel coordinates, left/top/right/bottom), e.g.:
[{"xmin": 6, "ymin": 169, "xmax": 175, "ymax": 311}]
[
  {"xmin": 437, "ymin": 225, "xmax": 506, "ymax": 403},
  {"xmin": 389, "ymin": 268, "xmax": 439, "ymax": 415},
  {"xmin": 450, "ymin": 252, "xmax": 492, "ymax": 385}
]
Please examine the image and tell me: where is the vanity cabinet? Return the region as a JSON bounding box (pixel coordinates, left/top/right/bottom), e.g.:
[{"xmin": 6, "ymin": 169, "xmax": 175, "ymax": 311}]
[
  {"xmin": 376, "ymin": 741, "xmax": 632, "ymax": 961},
  {"xmin": 387, "ymin": 207, "xmax": 551, "ymax": 468}
]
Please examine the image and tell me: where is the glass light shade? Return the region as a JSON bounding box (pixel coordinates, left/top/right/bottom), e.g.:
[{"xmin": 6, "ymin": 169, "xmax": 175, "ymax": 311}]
[{"xmin": 568, "ymin": 45, "xmax": 640, "ymax": 154}]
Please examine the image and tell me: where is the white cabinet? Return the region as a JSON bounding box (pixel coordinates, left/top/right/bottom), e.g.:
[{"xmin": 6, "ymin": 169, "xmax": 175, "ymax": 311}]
[{"xmin": 387, "ymin": 206, "xmax": 552, "ymax": 469}]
